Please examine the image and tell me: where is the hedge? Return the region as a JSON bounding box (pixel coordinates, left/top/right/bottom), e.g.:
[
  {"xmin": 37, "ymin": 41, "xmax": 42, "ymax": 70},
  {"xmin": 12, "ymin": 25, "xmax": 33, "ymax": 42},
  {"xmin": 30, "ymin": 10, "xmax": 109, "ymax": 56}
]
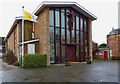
[{"xmin": 20, "ymin": 54, "xmax": 47, "ymax": 68}]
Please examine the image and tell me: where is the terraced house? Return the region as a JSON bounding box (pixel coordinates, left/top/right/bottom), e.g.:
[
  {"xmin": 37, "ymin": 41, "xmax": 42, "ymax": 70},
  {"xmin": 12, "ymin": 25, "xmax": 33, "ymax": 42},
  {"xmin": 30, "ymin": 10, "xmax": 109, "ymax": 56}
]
[
  {"xmin": 107, "ymin": 28, "xmax": 120, "ymax": 59},
  {"xmin": 5, "ymin": 1, "xmax": 97, "ymax": 66}
]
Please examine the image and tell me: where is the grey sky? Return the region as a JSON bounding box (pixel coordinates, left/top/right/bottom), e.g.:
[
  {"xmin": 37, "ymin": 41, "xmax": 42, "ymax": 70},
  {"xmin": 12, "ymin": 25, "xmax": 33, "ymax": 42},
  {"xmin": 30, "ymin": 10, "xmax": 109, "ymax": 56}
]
[{"xmin": 0, "ymin": 0, "xmax": 119, "ymax": 45}]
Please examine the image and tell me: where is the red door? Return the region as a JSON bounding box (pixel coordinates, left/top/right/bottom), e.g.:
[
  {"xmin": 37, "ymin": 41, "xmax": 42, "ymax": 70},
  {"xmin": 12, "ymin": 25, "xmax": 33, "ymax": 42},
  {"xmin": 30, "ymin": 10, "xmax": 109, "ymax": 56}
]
[
  {"xmin": 104, "ymin": 51, "xmax": 108, "ymax": 60},
  {"xmin": 66, "ymin": 45, "xmax": 76, "ymax": 62}
]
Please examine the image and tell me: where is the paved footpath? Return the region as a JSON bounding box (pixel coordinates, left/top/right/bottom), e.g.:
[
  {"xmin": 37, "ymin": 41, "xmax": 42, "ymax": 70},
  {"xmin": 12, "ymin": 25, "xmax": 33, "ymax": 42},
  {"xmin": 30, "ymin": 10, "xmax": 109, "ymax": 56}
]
[
  {"xmin": 2, "ymin": 60, "xmax": 119, "ymax": 82},
  {"xmin": 0, "ymin": 59, "xmax": 2, "ymax": 83}
]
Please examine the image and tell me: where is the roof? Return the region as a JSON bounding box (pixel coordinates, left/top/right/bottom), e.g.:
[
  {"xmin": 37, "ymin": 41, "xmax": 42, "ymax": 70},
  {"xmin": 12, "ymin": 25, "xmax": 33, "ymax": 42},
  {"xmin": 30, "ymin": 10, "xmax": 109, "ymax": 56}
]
[
  {"xmin": 33, "ymin": 1, "xmax": 97, "ymax": 20},
  {"xmin": 98, "ymin": 47, "xmax": 107, "ymax": 50},
  {"xmin": 107, "ymin": 28, "xmax": 120, "ymax": 36},
  {"xmin": 5, "ymin": 18, "xmax": 21, "ymax": 40},
  {"xmin": 5, "ymin": 1, "xmax": 97, "ymax": 40}
]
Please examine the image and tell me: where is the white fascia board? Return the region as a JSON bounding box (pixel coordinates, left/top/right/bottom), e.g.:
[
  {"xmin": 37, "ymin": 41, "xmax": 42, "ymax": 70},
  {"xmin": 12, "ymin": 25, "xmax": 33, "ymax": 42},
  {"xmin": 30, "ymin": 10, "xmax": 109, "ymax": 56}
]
[
  {"xmin": 74, "ymin": 2, "xmax": 97, "ymax": 20},
  {"xmin": 33, "ymin": 1, "xmax": 97, "ymax": 20}
]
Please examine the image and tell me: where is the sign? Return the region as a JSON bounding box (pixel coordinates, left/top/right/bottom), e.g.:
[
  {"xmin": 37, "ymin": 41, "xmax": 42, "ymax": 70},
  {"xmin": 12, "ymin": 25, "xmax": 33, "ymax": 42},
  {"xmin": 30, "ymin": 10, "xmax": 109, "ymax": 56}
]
[{"xmin": 28, "ymin": 44, "xmax": 35, "ymax": 54}]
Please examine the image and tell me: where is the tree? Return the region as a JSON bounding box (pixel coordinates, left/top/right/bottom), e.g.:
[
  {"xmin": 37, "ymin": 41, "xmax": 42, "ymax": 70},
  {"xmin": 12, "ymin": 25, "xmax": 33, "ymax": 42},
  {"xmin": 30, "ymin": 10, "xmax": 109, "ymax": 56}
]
[{"xmin": 98, "ymin": 43, "xmax": 107, "ymax": 48}]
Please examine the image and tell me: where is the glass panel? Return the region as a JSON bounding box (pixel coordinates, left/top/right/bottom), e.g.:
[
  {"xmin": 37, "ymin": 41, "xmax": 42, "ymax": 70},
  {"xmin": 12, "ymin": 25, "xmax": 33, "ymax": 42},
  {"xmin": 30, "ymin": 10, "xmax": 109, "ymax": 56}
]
[
  {"xmin": 62, "ymin": 29, "xmax": 65, "ymax": 43},
  {"xmin": 56, "ymin": 43, "xmax": 60, "ymax": 63},
  {"xmin": 85, "ymin": 47, "xmax": 88, "ymax": 57},
  {"xmin": 85, "ymin": 20, "xmax": 87, "ymax": 32},
  {"xmin": 67, "ymin": 30, "xmax": 70, "ymax": 43},
  {"xmin": 81, "ymin": 32, "xmax": 83, "ymax": 44},
  {"xmin": 72, "ymin": 30, "xmax": 75, "ymax": 43},
  {"xmin": 76, "ymin": 16, "xmax": 79, "ymax": 30},
  {"xmin": 76, "ymin": 31, "xmax": 79, "ymax": 44},
  {"xmin": 67, "ymin": 14, "xmax": 70, "ymax": 29},
  {"xmin": 49, "ymin": 9, "xmax": 54, "ymax": 26},
  {"xmin": 61, "ymin": 8, "xmax": 65, "ymax": 28},
  {"xmin": 50, "ymin": 27, "xmax": 55, "ymax": 63},
  {"xmin": 62, "ymin": 45, "xmax": 66, "ymax": 63},
  {"xmin": 56, "ymin": 28, "xmax": 60, "ymax": 43},
  {"xmin": 73, "ymin": 16, "xmax": 75, "ymax": 30},
  {"xmin": 55, "ymin": 8, "xmax": 60, "ymax": 27},
  {"xmin": 81, "ymin": 45, "xmax": 84, "ymax": 59},
  {"xmin": 66, "ymin": 8, "xmax": 70, "ymax": 29},
  {"xmin": 50, "ymin": 27, "xmax": 54, "ymax": 44},
  {"xmin": 50, "ymin": 44, "xmax": 55, "ymax": 63},
  {"xmin": 76, "ymin": 45, "xmax": 80, "ymax": 61},
  {"xmin": 80, "ymin": 18, "xmax": 83, "ymax": 31},
  {"xmin": 85, "ymin": 32, "xmax": 88, "ymax": 45}
]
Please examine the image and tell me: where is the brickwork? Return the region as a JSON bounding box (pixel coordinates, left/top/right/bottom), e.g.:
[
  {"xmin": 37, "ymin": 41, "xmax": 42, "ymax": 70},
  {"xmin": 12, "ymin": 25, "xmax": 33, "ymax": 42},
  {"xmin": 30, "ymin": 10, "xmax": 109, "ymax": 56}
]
[
  {"xmin": 94, "ymin": 50, "xmax": 109, "ymax": 60},
  {"xmin": 94, "ymin": 50, "xmax": 104, "ymax": 60},
  {"xmin": 88, "ymin": 19, "xmax": 93, "ymax": 60},
  {"xmin": 34, "ymin": 7, "xmax": 50, "ymax": 66},
  {"xmin": 107, "ymin": 35, "xmax": 119, "ymax": 57},
  {"xmin": 6, "ymin": 5, "xmax": 94, "ymax": 66},
  {"xmin": 7, "ymin": 28, "xmax": 15, "ymax": 53}
]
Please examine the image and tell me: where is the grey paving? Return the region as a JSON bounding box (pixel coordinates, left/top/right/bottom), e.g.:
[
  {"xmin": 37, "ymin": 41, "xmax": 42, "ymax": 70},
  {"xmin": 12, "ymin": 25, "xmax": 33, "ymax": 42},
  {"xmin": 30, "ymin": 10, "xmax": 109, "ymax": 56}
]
[
  {"xmin": 2, "ymin": 60, "xmax": 118, "ymax": 82},
  {"xmin": 0, "ymin": 59, "xmax": 2, "ymax": 83}
]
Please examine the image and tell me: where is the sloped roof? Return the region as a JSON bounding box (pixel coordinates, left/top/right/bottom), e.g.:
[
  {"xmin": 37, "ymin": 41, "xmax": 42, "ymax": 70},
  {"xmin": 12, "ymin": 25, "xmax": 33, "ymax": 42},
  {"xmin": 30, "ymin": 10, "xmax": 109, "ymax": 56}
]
[
  {"xmin": 107, "ymin": 28, "xmax": 120, "ymax": 36},
  {"xmin": 6, "ymin": 1, "xmax": 97, "ymax": 40},
  {"xmin": 33, "ymin": 1, "xmax": 97, "ymax": 20}
]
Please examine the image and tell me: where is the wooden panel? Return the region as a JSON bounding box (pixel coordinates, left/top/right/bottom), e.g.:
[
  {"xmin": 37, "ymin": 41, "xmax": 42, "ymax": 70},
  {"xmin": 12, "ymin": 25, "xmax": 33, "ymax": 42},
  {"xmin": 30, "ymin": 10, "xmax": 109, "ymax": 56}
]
[{"xmin": 24, "ymin": 21, "xmax": 33, "ymax": 41}]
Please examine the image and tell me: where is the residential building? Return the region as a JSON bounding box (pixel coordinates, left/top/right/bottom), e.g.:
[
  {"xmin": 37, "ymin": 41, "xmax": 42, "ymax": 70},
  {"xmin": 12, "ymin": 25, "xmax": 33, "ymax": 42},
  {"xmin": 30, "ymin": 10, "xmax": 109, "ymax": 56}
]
[
  {"xmin": 0, "ymin": 37, "xmax": 6, "ymax": 56},
  {"xmin": 5, "ymin": 1, "xmax": 97, "ymax": 66},
  {"xmin": 94, "ymin": 47, "xmax": 108, "ymax": 60},
  {"xmin": 107, "ymin": 28, "xmax": 120, "ymax": 60}
]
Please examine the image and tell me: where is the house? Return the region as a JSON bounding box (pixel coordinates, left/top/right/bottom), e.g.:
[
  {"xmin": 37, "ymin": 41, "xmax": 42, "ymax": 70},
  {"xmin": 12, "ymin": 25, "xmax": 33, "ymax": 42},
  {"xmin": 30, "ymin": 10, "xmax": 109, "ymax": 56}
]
[
  {"xmin": 94, "ymin": 47, "xmax": 108, "ymax": 60},
  {"xmin": 107, "ymin": 28, "xmax": 120, "ymax": 60},
  {"xmin": 0, "ymin": 37, "xmax": 6, "ymax": 57},
  {"xmin": 5, "ymin": 1, "xmax": 97, "ymax": 66}
]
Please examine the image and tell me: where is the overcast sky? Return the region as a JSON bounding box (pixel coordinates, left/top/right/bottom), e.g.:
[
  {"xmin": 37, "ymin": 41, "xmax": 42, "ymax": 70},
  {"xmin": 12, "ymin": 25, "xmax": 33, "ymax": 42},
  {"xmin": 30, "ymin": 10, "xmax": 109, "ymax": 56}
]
[{"xmin": 0, "ymin": 0, "xmax": 119, "ymax": 45}]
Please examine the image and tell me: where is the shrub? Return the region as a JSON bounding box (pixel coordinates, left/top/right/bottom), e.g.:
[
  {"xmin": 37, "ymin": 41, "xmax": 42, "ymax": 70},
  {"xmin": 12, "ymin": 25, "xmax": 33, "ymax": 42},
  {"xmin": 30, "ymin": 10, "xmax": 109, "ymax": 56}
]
[
  {"xmin": 4, "ymin": 50, "xmax": 17, "ymax": 65},
  {"xmin": 20, "ymin": 54, "xmax": 47, "ymax": 68}
]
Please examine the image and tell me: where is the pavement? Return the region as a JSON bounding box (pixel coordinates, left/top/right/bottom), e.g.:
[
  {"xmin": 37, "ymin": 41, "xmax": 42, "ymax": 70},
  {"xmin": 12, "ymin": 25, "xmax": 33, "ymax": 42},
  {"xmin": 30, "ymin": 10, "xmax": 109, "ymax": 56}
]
[
  {"xmin": 0, "ymin": 59, "xmax": 2, "ymax": 83},
  {"xmin": 1, "ymin": 60, "xmax": 119, "ymax": 82}
]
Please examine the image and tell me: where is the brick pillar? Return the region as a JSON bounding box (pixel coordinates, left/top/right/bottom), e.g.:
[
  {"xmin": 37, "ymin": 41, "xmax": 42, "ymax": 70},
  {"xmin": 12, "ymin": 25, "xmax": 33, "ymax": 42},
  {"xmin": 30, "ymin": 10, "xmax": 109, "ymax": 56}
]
[
  {"xmin": 45, "ymin": 7, "xmax": 50, "ymax": 66},
  {"xmin": 88, "ymin": 19, "xmax": 93, "ymax": 60}
]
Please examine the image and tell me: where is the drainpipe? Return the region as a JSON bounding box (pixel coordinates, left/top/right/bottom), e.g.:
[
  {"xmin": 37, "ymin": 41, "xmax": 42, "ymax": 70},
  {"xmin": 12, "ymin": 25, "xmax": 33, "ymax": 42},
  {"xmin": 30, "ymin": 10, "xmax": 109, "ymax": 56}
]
[
  {"xmin": 17, "ymin": 23, "xmax": 19, "ymax": 62},
  {"xmin": 32, "ymin": 22, "xmax": 34, "ymax": 39}
]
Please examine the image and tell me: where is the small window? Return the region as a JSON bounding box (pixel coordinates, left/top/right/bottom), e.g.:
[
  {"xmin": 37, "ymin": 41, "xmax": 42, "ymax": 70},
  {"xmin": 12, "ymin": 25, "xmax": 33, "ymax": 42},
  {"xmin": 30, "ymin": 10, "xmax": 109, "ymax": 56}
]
[
  {"xmin": 99, "ymin": 52, "xmax": 103, "ymax": 55},
  {"xmin": 110, "ymin": 49, "xmax": 112, "ymax": 57}
]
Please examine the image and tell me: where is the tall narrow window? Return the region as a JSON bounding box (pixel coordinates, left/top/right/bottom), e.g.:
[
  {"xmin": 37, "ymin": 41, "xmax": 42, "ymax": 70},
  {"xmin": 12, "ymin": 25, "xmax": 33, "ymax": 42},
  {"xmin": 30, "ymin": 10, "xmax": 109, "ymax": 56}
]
[
  {"xmin": 50, "ymin": 27, "xmax": 55, "ymax": 63},
  {"xmin": 55, "ymin": 8, "xmax": 60, "ymax": 27},
  {"xmin": 49, "ymin": 9, "xmax": 54, "ymax": 26},
  {"xmin": 50, "ymin": 9, "xmax": 55, "ymax": 63}
]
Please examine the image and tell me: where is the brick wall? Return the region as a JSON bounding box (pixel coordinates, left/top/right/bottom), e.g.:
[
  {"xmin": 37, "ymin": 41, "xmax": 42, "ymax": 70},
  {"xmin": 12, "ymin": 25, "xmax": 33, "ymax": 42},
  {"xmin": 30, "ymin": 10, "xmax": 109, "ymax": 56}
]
[
  {"xmin": 107, "ymin": 35, "xmax": 119, "ymax": 57},
  {"xmin": 94, "ymin": 50, "xmax": 104, "ymax": 59},
  {"xmin": 88, "ymin": 19, "xmax": 93, "ymax": 60},
  {"xmin": 34, "ymin": 7, "xmax": 50, "ymax": 66},
  {"xmin": 7, "ymin": 28, "xmax": 15, "ymax": 53}
]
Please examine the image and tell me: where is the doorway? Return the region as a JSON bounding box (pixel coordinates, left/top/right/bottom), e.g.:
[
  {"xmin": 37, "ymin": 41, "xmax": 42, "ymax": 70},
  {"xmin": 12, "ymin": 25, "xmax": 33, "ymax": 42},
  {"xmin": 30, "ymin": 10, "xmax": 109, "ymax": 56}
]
[
  {"xmin": 104, "ymin": 51, "xmax": 108, "ymax": 60},
  {"xmin": 66, "ymin": 45, "xmax": 76, "ymax": 62}
]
